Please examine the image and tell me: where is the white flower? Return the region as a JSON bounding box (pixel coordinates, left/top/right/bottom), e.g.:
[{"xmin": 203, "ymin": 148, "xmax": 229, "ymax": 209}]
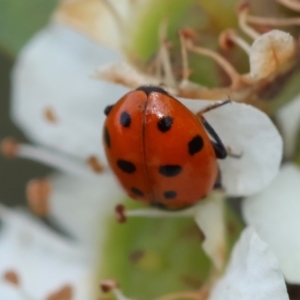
[
  {"xmin": 276, "ymin": 95, "xmax": 300, "ymax": 158},
  {"xmin": 243, "ymin": 163, "xmax": 300, "ymax": 284},
  {"xmin": 100, "ymin": 227, "xmax": 290, "ymax": 300},
  {"xmin": 209, "ymin": 227, "xmax": 289, "ymax": 300},
  {"xmin": 0, "ymin": 204, "xmax": 290, "ymax": 300},
  {"xmin": 49, "ymin": 172, "xmax": 124, "ymax": 256},
  {"xmin": 12, "ymin": 23, "xmax": 128, "ymax": 164},
  {"xmin": 3, "ymin": 1, "xmax": 292, "ymax": 298},
  {"xmin": 0, "ymin": 206, "xmax": 93, "ymax": 300},
  {"xmin": 3, "ymin": 6, "xmax": 285, "ymax": 292}
]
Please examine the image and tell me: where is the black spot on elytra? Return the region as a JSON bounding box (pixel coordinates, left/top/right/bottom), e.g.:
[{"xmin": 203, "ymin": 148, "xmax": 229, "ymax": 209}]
[
  {"xmin": 131, "ymin": 187, "xmax": 144, "ymax": 196},
  {"xmin": 157, "ymin": 116, "xmax": 173, "ymax": 132},
  {"xmin": 104, "ymin": 127, "xmax": 110, "ymax": 148},
  {"xmin": 159, "ymin": 165, "xmax": 182, "ymax": 177},
  {"xmin": 117, "ymin": 159, "xmax": 136, "ymax": 173},
  {"xmin": 151, "ymin": 202, "xmax": 168, "ymax": 209},
  {"xmin": 136, "ymin": 85, "xmax": 169, "ymax": 96},
  {"xmin": 164, "ymin": 191, "xmax": 177, "ymax": 199},
  {"xmin": 188, "ymin": 135, "xmax": 204, "ymax": 155},
  {"xmin": 120, "ymin": 111, "xmax": 131, "ymax": 127},
  {"xmin": 151, "ymin": 201, "xmax": 187, "ymax": 211},
  {"xmin": 104, "ymin": 105, "xmax": 114, "ymax": 116}
]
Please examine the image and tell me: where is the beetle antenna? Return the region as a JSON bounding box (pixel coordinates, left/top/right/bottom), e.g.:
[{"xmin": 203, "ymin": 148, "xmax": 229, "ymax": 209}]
[{"xmin": 196, "ymin": 100, "xmax": 231, "ymax": 116}]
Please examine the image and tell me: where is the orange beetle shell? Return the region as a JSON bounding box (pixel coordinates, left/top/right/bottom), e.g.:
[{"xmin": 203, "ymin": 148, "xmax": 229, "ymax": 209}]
[{"xmin": 103, "ymin": 87, "xmax": 218, "ymax": 209}]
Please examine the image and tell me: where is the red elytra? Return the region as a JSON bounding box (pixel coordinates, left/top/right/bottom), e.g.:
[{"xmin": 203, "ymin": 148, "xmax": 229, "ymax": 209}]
[{"xmin": 103, "ymin": 86, "xmax": 227, "ymax": 210}]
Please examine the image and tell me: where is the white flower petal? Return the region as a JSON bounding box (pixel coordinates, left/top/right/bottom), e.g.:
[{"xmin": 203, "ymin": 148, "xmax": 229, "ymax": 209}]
[
  {"xmin": 243, "ymin": 163, "xmax": 300, "ymax": 283},
  {"xmin": 209, "ymin": 227, "xmax": 289, "ymax": 300},
  {"xmin": 54, "ymin": 0, "xmax": 122, "ymax": 49},
  {"xmin": 194, "ymin": 194, "xmax": 226, "ymax": 270},
  {"xmin": 180, "ymin": 98, "xmax": 283, "ymax": 196},
  {"xmin": 249, "ymin": 30, "xmax": 295, "ymax": 80},
  {"xmin": 12, "ymin": 23, "xmax": 129, "ymax": 166},
  {"xmin": 54, "ymin": 0, "xmax": 149, "ymax": 49},
  {"xmin": 276, "ymin": 95, "xmax": 300, "ymax": 158},
  {"xmin": 49, "ymin": 171, "xmax": 124, "ymax": 257},
  {"xmin": 0, "ymin": 283, "xmax": 22, "ymax": 300},
  {"xmin": 0, "ymin": 206, "xmax": 93, "ymax": 299}
]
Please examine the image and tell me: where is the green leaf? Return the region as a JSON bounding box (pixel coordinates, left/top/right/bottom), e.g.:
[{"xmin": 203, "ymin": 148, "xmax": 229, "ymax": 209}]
[{"xmin": 0, "ymin": 0, "xmax": 58, "ymax": 57}]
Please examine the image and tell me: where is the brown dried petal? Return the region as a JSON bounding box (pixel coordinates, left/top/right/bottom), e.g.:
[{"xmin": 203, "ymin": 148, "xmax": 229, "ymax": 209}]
[{"xmin": 250, "ymin": 30, "xmax": 295, "ymax": 80}]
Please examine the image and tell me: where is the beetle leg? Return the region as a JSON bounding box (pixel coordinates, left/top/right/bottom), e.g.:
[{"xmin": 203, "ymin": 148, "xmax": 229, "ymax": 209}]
[
  {"xmin": 201, "ymin": 117, "xmax": 227, "ymax": 159},
  {"xmin": 214, "ymin": 169, "xmax": 224, "ymax": 190},
  {"xmin": 104, "ymin": 104, "xmax": 114, "ymax": 116},
  {"xmin": 196, "ymin": 99, "xmax": 231, "ymax": 116}
]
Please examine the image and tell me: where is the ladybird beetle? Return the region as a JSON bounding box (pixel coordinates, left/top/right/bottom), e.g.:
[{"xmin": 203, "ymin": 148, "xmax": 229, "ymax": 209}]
[{"xmin": 103, "ymin": 86, "xmax": 227, "ymax": 210}]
